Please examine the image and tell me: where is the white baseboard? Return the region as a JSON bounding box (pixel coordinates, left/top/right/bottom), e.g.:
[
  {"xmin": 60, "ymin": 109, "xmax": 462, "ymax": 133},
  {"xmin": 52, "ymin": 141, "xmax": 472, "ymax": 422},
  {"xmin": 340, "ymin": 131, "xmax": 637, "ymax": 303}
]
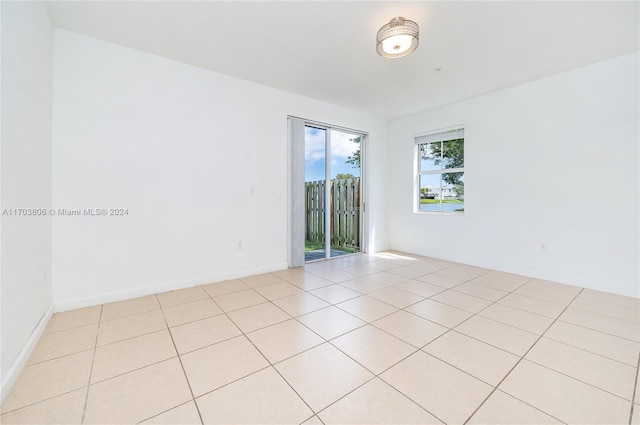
[
  {"xmin": 54, "ymin": 263, "xmax": 290, "ymax": 312},
  {"xmin": 0, "ymin": 304, "xmax": 54, "ymax": 405}
]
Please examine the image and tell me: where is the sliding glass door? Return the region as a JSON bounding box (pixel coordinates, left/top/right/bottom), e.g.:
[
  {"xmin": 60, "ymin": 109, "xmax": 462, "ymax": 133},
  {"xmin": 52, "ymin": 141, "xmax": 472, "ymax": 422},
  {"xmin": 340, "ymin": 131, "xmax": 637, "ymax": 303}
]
[{"xmin": 303, "ymin": 125, "xmax": 363, "ymax": 262}]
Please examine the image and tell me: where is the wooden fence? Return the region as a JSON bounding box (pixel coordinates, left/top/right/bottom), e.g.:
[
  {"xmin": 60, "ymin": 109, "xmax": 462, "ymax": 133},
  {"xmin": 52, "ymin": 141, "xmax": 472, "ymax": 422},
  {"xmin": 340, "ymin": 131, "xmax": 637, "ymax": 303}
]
[{"xmin": 305, "ymin": 178, "xmax": 360, "ymax": 250}]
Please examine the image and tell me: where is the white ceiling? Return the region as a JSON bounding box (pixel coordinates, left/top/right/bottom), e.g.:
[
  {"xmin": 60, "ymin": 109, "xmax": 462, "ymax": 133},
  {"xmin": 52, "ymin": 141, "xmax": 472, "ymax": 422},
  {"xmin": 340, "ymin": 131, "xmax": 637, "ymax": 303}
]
[{"xmin": 45, "ymin": 1, "xmax": 639, "ymax": 119}]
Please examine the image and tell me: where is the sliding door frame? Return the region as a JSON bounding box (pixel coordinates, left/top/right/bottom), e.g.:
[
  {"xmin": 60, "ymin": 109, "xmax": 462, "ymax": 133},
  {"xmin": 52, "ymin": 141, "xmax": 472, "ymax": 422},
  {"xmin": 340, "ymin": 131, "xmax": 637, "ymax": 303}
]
[{"xmin": 287, "ymin": 116, "xmax": 368, "ymax": 266}]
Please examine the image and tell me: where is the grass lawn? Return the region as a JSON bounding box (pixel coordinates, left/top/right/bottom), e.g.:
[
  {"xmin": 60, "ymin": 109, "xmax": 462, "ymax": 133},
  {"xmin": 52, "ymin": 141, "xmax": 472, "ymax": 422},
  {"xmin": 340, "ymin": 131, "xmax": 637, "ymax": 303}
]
[
  {"xmin": 305, "ymin": 240, "xmax": 357, "ymax": 253},
  {"xmin": 420, "ymin": 199, "xmax": 464, "ymax": 204}
]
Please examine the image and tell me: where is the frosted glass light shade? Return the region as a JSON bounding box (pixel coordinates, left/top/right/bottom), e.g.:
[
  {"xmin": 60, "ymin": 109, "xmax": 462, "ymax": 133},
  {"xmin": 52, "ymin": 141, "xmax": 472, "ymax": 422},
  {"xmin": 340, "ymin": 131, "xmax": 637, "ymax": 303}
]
[{"xmin": 376, "ymin": 17, "xmax": 419, "ymax": 58}]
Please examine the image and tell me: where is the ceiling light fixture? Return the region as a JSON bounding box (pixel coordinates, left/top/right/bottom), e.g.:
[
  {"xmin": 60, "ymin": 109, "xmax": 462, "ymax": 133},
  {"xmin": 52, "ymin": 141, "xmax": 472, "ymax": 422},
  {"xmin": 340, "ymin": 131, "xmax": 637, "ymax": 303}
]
[{"xmin": 376, "ymin": 16, "xmax": 419, "ymax": 58}]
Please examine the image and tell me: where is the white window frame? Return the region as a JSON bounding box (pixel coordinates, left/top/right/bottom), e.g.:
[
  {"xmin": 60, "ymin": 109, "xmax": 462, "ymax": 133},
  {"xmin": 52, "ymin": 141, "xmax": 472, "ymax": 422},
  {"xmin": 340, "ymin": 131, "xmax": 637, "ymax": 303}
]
[{"xmin": 414, "ymin": 126, "xmax": 465, "ymax": 214}]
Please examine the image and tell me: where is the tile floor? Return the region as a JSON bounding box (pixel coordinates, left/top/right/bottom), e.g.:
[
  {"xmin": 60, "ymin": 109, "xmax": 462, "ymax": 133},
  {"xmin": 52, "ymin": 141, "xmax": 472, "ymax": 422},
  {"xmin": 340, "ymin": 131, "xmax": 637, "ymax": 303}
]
[{"xmin": 1, "ymin": 251, "xmax": 639, "ymax": 424}]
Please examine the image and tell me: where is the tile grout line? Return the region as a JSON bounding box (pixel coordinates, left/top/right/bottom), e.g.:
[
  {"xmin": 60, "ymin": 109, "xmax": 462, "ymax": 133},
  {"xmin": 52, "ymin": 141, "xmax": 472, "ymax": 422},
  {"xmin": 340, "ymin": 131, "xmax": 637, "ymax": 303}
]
[
  {"xmin": 80, "ymin": 304, "xmax": 103, "ymax": 424},
  {"xmin": 158, "ymin": 295, "xmax": 205, "ymax": 425},
  {"xmin": 629, "ymin": 351, "xmax": 640, "ymax": 425},
  {"xmin": 461, "ymin": 287, "xmax": 585, "ymax": 425}
]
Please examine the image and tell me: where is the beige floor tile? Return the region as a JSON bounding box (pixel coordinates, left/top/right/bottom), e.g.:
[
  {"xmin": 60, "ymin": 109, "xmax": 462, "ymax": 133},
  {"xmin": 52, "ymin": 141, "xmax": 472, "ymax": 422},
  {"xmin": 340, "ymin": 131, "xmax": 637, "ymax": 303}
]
[
  {"xmin": 381, "ymin": 351, "xmax": 493, "ymax": 424},
  {"xmin": 254, "ymin": 281, "xmax": 303, "ymax": 300},
  {"xmin": 415, "ymin": 273, "xmax": 464, "ymax": 289},
  {"xmin": 514, "ymin": 279, "xmax": 581, "ymax": 305},
  {"xmin": 162, "ymin": 298, "xmax": 222, "ymax": 328},
  {"xmin": 91, "ymin": 329, "xmax": 177, "ymax": 383},
  {"xmin": 240, "ymin": 272, "xmax": 284, "ymax": 288},
  {"xmin": 579, "ymin": 288, "xmax": 640, "ymax": 310},
  {"xmin": 212, "ymin": 289, "xmax": 268, "ymax": 312},
  {"xmin": 467, "ymin": 390, "xmax": 563, "ymax": 424},
  {"xmin": 101, "ymin": 294, "xmax": 160, "ymax": 321},
  {"xmin": 197, "ymin": 367, "xmax": 312, "ymax": 424},
  {"xmin": 423, "ymin": 331, "xmax": 519, "ymax": 386},
  {"xmin": 433, "ymin": 267, "xmax": 479, "ymax": 281},
  {"xmin": 227, "ymin": 302, "xmax": 291, "ymax": 333},
  {"xmin": 405, "ymin": 299, "xmax": 472, "ymax": 328},
  {"xmin": 455, "ymin": 315, "xmax": 539, "ymax": 356},
  {"xmin": 157, "ymin": 286, "xmax": 209, "ymax": 308},
  {"xmin": 394, "ymin": 280, "xmax": 447, "ymax": 298},
  {"xmin": 311, "ymin": 269, "xmax": 358, "ymax": 283},
  {"xmin": 500, "ymin": 360, "xmax": 630, "ymax": 424},
  {"xmin": 28, "ymin": 323, "xmax": 97, "ymax": 364},
  {"xmin": 272, "ymin": 267, "xmax": 306, "ymax": 280},
  {"xmin": 368, "ymin": 287, "xmax": 425, "ymax": 309},
  {"xmin": 271, "ymin": 292, "xmax": 330, "ymax": 317},
  {"xmin": 483, "ymin": 271, "xmax": 531, "ymax": 285},
  {"xmin": 332, "ymin": 325, "xmax": 416, "ymax": 374},
  {"xmin": 571, "ymin": 296, "xmax": 640, "ymax": 324},
  {"xmin": 526, "ymin": 337, "xmax": 637, "ymax": 400},
  {"xmin": 297, "ymin": 306, "xmax": 366, "ymax": 340},
  {"xmin": 1, "ymin": 351, "xmax": 93, "ymax": 412},
  {"xmin": 0, "ymin": 388, "xmax": 86, "ymax": 425},
  {"xmin": 336, "ymin": 296, "xmax": 398, "ymax": 322},
  {"xmin": 430, "ymin": 290, "xmax": 492, "ymax": 313},
  {"xmin": 319, "ymin": 378, "xmax": 442, "ymax": 424},
  {"xmin": 288, "ymin": 273, "xmax": 335, "ymax": 290},
  {"xmin": 368, "ymin": 271, "xmax": 410, "ymax": 285},
  {"xmin": 450, "ymin": 264, "xmax": 490, "ymax": 275},
  {"xmin": 453, "ymin": 282, "xmax": 509, "ymax": 302},
  {"xmin": 633, "ymin": 405, "xmax": 640, "ymax": 425},
  {"xmin": 309, "ymin": 284, "xmax": 361, "ymax": 304},
  {"xmin": 275, "ymin": 343, "xmax": 373, "ymax": 411},
  {"xmin": 466, "ymin": 275, "xmax": 525, "ymax": 292},
  {"xmin": 372, "ymin": 310, "xmax": 448, "ymax": 348},
  {"xmin": 246, "ymin": 319, "xmax": 323, "ymax": 363},
  {"xmin": 340, "ymin": 277, "xmax": 389, "ymax": 294},
  {"xmin": 170, "ymin": 314, "xmax": 241, "ymax": 354},
  {"xmin": 181, "ymin": 335, "xmax": 269, "ymax": 396},
  {"xmin": 479, "ymin": 303, "xmax": 554, "ymax": 335},
  {"xmin": 544, "ymin": 320, "xmax": 639, "ymax": 366},
  {"xmin": 498, "ymin": 293, "xmax": 566, "ymax": 318},
  {"xmin": 97, "ymin": 310, "xmax": 167, "ymax": 346},
  {"xmin": 84, "ymin": 358, "xmax": 192, "ymax": 424},
  {"xmin": 339, "ymin": 264, "xmax": 382, "ymax": 277},
  {"xmin": 390, "ymin": 266, "xmax": 429, "ymax": 279},
  {"xmin": 140, "ymin": 401, "xmax": 202, "ymax": 424},
  {"xmin": 45, "ymin": 306, "xmax": 101, "ymax": 334},
  {"xmin": 202, "ymin": 279, "xmax": 248, "ymax": 297},
  {"xmin": 559, "ymin": 307, "xmax": 640, "ymax": 342}
]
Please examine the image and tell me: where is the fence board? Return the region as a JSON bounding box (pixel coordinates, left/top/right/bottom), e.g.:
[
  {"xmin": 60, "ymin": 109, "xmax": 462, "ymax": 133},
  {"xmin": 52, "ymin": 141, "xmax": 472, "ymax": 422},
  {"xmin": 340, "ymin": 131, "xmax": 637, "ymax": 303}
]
[{"xmin": 305, "ymin": 178, "xmax": 360, "ymax": 251}]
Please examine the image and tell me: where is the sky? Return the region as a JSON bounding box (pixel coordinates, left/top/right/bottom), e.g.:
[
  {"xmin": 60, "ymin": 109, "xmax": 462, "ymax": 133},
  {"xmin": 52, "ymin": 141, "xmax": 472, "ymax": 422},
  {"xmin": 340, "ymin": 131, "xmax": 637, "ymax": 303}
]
[{"xmin": 305, "ymin": 127, "xmax": 361, "ymax": 182}]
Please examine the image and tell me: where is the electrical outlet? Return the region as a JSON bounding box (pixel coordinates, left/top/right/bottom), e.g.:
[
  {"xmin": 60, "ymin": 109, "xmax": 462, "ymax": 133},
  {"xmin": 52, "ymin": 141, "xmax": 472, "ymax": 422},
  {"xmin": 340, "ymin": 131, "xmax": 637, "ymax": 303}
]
[
  {"xmin": 238, "ymin": 242, "xmax": 243, "ymax": 250},
  {"xmin": 541, "ymin": 243, "xmax": 547, "ymax": 251}
]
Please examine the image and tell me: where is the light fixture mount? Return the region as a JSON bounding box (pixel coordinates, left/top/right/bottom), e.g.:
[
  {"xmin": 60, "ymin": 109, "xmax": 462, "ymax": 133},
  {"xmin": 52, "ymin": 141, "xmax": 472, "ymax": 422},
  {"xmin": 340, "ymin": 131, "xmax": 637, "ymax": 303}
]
[{"xmin": 376, "ymin": 16, "xmax": 419, "ymax": 59}]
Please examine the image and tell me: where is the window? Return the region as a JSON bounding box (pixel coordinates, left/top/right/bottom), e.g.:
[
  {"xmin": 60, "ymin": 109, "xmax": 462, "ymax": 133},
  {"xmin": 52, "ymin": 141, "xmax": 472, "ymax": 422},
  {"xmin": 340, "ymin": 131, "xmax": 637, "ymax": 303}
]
[{"xmin": 416, "ymin": 127, "xmax": 464, "ymax": 213}]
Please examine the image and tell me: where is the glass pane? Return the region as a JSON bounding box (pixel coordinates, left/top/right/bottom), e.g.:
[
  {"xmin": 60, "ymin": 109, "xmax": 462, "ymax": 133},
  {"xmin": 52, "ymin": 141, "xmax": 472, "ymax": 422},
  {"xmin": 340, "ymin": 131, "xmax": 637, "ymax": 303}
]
[
  {"xmin": 441, "ymin": 172, "xmax": 464, "ymax": 213},
  {"xmin": 305, "ymin": 126, "xmax": 326, "ymax": 261},
  {"xmin": 419, "ymin": 142, "xmax": 441, "ymax": 171},
  {"xmin": 329, "ymin": 130, "xmax": 361, "ymax": 257},
  {"xmin": 330, "ymin": 130, "xmax": 360, "ymax": 179},
  {"xmin": 442, "ymin": 139, "xmax": 464, "ymax": 169},
  {"xmin": 419, "ymin": 174, "xmax": 441, "ymax": 212}
]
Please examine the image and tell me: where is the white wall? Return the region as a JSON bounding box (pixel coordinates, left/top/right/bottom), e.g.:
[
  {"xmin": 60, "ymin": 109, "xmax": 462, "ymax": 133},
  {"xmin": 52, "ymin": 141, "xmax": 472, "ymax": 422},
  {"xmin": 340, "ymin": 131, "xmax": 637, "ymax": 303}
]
[
  {"xmin": 52, "ymin": 29, "xmax": 389, "ymax": 309},
  {"xmin": 388, "ymin": 52, "xmax": 639, "ymax": 297},
  {"xmin": 0, "ymin": 1, "xmax": 53, "ymax": 400}
]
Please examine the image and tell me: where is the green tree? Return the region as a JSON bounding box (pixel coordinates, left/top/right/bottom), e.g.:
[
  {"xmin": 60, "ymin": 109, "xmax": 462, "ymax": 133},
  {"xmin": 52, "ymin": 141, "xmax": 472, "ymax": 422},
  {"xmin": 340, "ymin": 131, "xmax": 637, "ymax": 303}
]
[
  {"xmin": 335, "ymin": 173, "xmax": 356, "ymax": 180},
  {"xmin": 345, "ymin": 136, "xmax": 361, "ymax": 169}
]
